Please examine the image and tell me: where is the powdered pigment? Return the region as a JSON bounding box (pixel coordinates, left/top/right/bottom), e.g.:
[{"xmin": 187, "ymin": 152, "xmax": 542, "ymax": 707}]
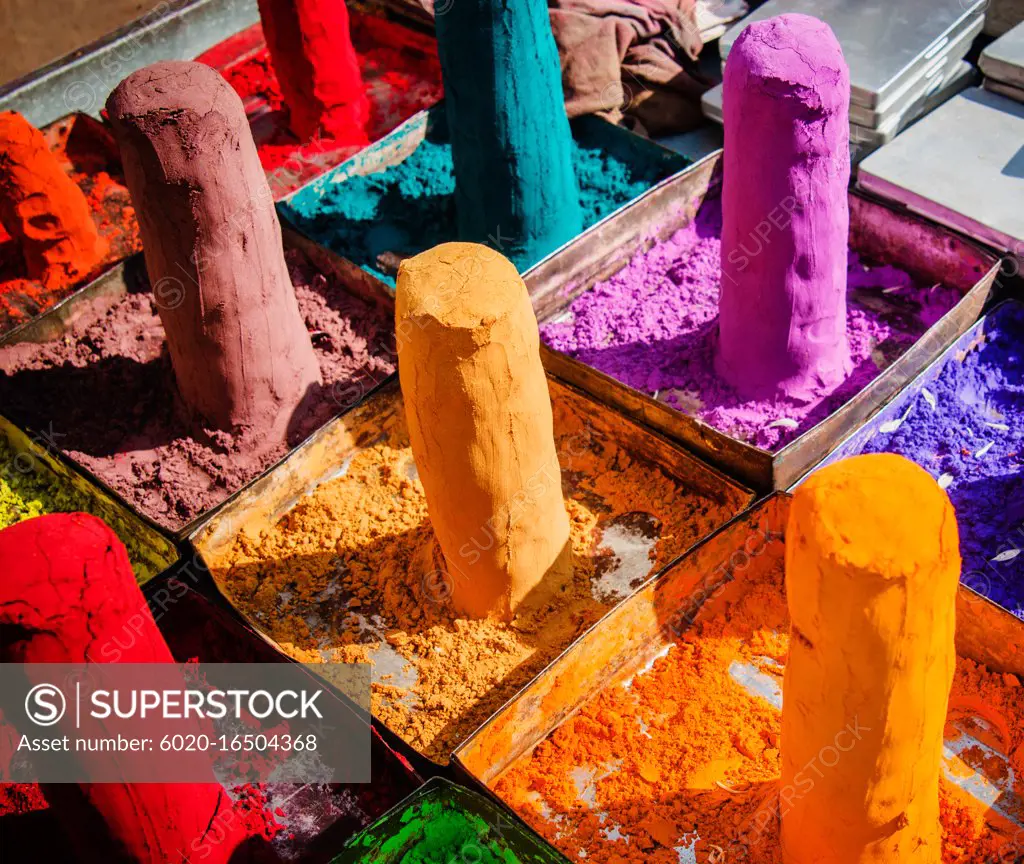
[{"xmin": 540, "ymin": 194, "xmax": 961, "ymax": 451}]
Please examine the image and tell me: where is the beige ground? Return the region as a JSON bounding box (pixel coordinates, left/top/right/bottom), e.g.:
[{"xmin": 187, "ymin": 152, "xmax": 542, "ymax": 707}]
[{"xmin": 1, "ymin": 0, "xmax": 165, "ymax": 87}]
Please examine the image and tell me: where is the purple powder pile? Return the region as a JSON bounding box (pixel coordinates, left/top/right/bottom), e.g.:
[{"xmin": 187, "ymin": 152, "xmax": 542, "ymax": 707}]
[
  {"xmin": 852, "ymin": 302, "xmax": 1024, "ymax": 619},
  {"xmin": 539, "ymin": 194, "xmax": 962, "ymax": 451}
]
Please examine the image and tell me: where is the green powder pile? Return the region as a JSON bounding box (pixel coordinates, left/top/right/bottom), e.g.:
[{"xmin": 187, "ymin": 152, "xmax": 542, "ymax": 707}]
[
  {"xmin": 0, "ymin": 435, "xmax": 168, "ymax": 583},
  {"xmin": 343, "ymin": 790, "xmax": 562, "ymax": 864}
]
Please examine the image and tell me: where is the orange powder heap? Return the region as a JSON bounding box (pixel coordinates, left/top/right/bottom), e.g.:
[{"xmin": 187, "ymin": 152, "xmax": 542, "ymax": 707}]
[
  {"xmin": 212, "ymin": 385, "xmax": 737, "ymax": 763},
  {"xmin": 494, "ymin": 550, "xmax": 1023, "ymax": 863},
  {"xmin": 783, "ymin": 454, "xmax": 961, "ymax": 863},
  {"xmin": 0, "ymin": 111, "xmax": 107, "ymax": 292}
]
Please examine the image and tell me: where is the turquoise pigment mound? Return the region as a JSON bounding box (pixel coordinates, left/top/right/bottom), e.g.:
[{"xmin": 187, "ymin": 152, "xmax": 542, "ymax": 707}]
[
  {"xmin": 333, "ymin": 781, "xmax": 565, "ymax": 863},
  {"xmin": 436, "ymin": 0, "xmax": 583, "ymax": 266},
  {"xmin": 281, "ymin": 112, "xmax": 686, "ymax": 284}
]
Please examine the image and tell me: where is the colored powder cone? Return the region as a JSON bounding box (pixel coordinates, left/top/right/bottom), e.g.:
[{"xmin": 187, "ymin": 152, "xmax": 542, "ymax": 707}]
[
  {"xmin": 256, "ymin": 0, "xmax": 371, "ymax": 144},
  {"xmin": 717, "ymin": 14, "xmax": 852, "ymax": 401},
  {"xmin": 106, "ymin": 61, "xmax": 321, "ymax": 446},
  {"xmin": 435, "ymin": 0, "xmax": 583, "ymax": 269},
  {"xmin": 0, "ymin": 513, "xmax": 252, "ymax": 863},
  {"xmin": 782, "ymin": 454, "xmax": 960, "ymax": 863},
  {"xmin": 396, "ymin": 242, "xmax": 572, "ymax": 620},
  {"xmin": 0, "ymin": 111, "xmax": 107, "ymax": 291}
]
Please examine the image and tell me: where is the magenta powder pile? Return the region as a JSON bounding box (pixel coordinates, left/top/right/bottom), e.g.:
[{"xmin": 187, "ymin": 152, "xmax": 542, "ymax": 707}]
[
  {"xmin": 0, "ymin": 249, "xmax": 394, "ymax": 531},
  {"xmin": 540, "ymin": 193, "xmax": 961, "ymax": 451},
  {"xmin": 542, "ymin": 14, "xmax": 961, "ymax": 451}
]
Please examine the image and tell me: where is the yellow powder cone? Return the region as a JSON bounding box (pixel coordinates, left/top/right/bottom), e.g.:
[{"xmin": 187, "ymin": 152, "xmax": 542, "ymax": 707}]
[{"xmin": 396, "ymin": 242, "xmax": 572, "ymax": 620}]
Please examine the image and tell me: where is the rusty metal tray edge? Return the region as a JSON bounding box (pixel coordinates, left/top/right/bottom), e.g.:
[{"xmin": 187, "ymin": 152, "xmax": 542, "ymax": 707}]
[
  {"xmin": 0, "ymin": 413, "xmax": 180, "ymax": 585},
  {"xmin": 528, "ymin": 151, "xmax": 1002, "ymax": 494},
  {"xmin": 453, "ymin": 488, "xmax": 1024, "ymax": 792},
  {"xmin": 277, "ymin": 103, "xmax": 693, "ymax": 301},
  {"xmin": 0, "ymin": 0, "xmax": 260, "ymax": 128},
  {"xmin": 186, "ymin": 374, "xmax": 755, "ymax": 768},
  {"xmin": 452, "ymin": 495, "xmax": 787, "ymax": 787},
  {"xmin": 0, "ymin": 227, "xmax": 396, "ymax": 543}
]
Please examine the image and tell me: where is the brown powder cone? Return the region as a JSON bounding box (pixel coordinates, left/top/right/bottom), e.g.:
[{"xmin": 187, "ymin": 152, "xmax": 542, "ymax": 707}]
[{"xmin": 106, "ymin": 61, "xmax": 320, "ymax": 446}]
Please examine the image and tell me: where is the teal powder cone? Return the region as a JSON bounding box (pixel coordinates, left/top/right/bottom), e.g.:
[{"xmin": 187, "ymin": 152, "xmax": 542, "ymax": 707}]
[{"xmin": 435, "ymin": 0, "xmax": 584, "ymax": 268}]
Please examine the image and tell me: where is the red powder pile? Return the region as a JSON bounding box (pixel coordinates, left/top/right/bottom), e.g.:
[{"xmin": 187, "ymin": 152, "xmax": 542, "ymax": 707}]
[
  {"xmin": 0, "ymin": 114, "xmax": 140, "ymax": 332},
  {"xmin": 199, "ymin": 12, "xmax": 442, "ymax": 194},
  {"xmin": 0, "ymin": 514, "xmax": 270, "ymax": 862},
  {"xmin": 256, "ymin": 0, "xmax": 371, "ymax": 144}
]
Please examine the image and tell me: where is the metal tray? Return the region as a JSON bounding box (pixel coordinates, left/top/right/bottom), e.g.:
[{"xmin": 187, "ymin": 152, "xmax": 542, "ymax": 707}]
[
  {"xmin": 0, "ymin": 0, "xmax": 439, "ymax": 200},
  {"xmin": 858, "ymin": 88, "xmax": 1024, "ymax": 257},
  {"xmin": 454, "ymin": 496, "xmax": 1024, "ymax": 860},
  {"xmin": 188, "ymin": 375, "xmax": 753, "ymax": 770},
  {"xmin": 793, "ymin": 300, "xmax": 1024, "ymax": 676},
  {"xmin": 530, "ymin": 151, "xmax": 1001, "ymax": 493},
  {"xmin": 0, "ymin": 0, "xmax": 260, "ymax": 127},
  {"xmin": 718, "ymin": 0, "xmax": 987, "ymax": 110},
  {"xmin": 0, "ymin": 414, "xmax": 178, "ymax": 585},
  {"xmin": 849, "ymin": 60, "xmax": 980, "ymax": 153},
  {"xmin": 278, "ymin": 104, "xmax": 690, "ymax": 298},
  {"xmin": 984, "ymin": 77, "xmax": 1024, "ymax": 105},
  {"xmin": 703, "ymin": 43, "xmax": 980, "ymax": 134},
  {"xmin": 713, "ymin": 17, "xmax": 982, "ymax": 131},
  {"xmin": 0, "ymin": 225, "xmax": 396, "ymax": 542},
  {"xmin": 981, "ymin": 21, "xmax": 1024, "ymax": 90},
  {"xmin": 148, "ymin": 578, "xmax": 423, "ymax": 863},
  {"xmin": 329, "ymin": 777, "xmax": 570, "ymax": 863}
]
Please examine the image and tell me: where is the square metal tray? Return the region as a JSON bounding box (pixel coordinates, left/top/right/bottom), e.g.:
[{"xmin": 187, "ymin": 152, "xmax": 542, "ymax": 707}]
[
  {"xmin": 148, "ymin": 578, "xmax": 423, "ymax": 863},
  {"xmin": 195, "ymin": 4, "xmax": 441, "ymax": 199},
  {"xmin": 0, "ymin": 0, "xmax": 260, "ymax": 127},
  {"xmin": 858, "ymin": 88, "xmax": 1024, "ymax": 257},
  {"xmin": 454, "ymin": 496, "xmax": 1024, "ymax": 860},
  {"xmin": 0, "ymin": 225, "xmax": 396, "ymax": 543},
  {"xmin": 718, "ymin": 0, "xmax": 987, "ymax": 110},
  {"xmin": 529, "ymin": 151, "xmax": 1001, "ymax": 493},
  {"xmin": 981, "ymin": 21, "xmax": 1024, "ymax": 90},
  {"xmin": 278, "ymin": 104, "xmax": 690, "ymax": 298},
  {"xmin": 328, "ymin": 777, "xmax": 569, "ymax": 863},
  {"xmin": 187, "ymin": 375, "xmax": 754, "ymax": 770}
]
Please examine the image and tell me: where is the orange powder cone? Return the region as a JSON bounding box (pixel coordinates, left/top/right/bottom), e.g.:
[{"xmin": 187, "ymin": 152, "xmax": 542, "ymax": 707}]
[
  {"xmin": 782, "ymin": 453, "xmax": 960, "ymax": 863},
  {"xmin": 0, "ymin": 111, "xmax": 107, "ymax": 290},
  {"xmin": 396, "ymin": 242, "xmax": 572, "ymax": 620}
]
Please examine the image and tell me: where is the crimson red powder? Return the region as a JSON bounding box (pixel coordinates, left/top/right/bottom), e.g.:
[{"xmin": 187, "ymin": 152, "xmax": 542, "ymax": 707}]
[
  {"xmin": 198, "ymin": 12, "xmax": 442, "ymax": 195},
  {"xmin": 0, "ymin": 514, "xmax": 266, "ymax": 862}
]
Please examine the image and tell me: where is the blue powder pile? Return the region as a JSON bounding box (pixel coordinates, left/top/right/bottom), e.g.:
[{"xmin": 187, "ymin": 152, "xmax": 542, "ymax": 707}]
[
  {"xmin": 282, "ymin": 118, "xmax": 682, "ymax": 284},
  {"xmin": 823, "ymin": 302, "xmax": 1024, "ymax": 618}
]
